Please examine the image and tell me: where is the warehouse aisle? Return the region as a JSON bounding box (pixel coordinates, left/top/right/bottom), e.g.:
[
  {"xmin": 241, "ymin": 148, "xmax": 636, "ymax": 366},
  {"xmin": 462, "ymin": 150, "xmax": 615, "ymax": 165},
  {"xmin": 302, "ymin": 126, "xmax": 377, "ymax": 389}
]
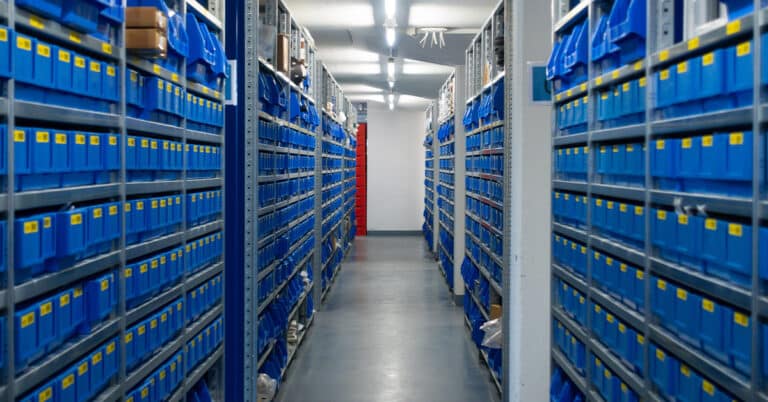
[{"xmin": 276, "ymin": 235, "xmax": 501, "ymax": 402}]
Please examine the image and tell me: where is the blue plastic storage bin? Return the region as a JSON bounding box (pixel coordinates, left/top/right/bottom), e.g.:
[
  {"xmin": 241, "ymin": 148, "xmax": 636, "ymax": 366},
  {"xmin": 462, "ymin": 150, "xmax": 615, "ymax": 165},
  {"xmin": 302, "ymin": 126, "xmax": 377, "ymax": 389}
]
[{"xmin": 609, "ymin": 0, "xmax": 646, "ymax": 64}]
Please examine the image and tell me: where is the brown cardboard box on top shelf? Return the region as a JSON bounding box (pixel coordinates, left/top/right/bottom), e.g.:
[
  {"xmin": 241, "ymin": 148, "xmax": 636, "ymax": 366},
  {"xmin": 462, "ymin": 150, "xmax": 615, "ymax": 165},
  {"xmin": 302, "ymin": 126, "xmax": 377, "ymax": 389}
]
[
  {"xmin": 276, "ymin": 34, "xmax": 290, "ymax": 74},
  {"xmin": 126, "ymin": 28, "xmax": 168, "ymax": 58},
  {"xmin": 490, "ymin": 304, "xmax": 502, "ymax": 320},
  {"xmin": 126, "ymin": 7, "xmax": 168, "ymax": 33}
]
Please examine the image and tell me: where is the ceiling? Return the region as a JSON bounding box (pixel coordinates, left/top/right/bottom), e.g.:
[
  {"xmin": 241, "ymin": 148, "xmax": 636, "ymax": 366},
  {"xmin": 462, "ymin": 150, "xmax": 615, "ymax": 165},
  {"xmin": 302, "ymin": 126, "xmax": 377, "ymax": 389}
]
[{"xmin": 288, "ymin": 0, "xmax": 498, "ymax": 109}]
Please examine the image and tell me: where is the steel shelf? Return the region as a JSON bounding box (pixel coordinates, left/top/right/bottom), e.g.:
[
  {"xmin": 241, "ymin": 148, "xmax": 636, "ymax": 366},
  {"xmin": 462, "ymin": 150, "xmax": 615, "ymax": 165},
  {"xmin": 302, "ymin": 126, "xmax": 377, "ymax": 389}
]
[
  {"xmin": 0, "ymin": 97, "xmax": 7, "ymax": 116},
  {"xmin": 15, "ymin": 8, "xmax": 117, "ymax": 60},
  {"xmin": 591, "ymin": 124, "xmax": 646, "ymax": 142},
  {"xmin": 0, "ymin": 0, "xmax": 6, "ymax": 19},
  {"xmin": 592, "ymin": 60, "xmax": 645, "ymax": 90},
  {"xmin": 480, "ymin": 349, "xmax": 503, "ymax": 395},
  {"xmin": 258, "ymin": 191, "xmax": 315, "ymax": 215},
  {"xmin": 322, "ymin": 217, "xmax": 345, "ymax": 242},
  {"xmin": 552, "ymin": 222, "xmax": 588, "ymax": 243},
  {"xmin": 554, "ymin": 82, "xmax": 588, "ymax": 104},
  {"xmin": 553, "ymin": 180, "xmax": 588, "ymax": 194},
  {"xmin": 590, "ymin": 184, "xmax": 645, "ymax": 202},
  {"xmin": 126, "ymin": 284, "xmax": 184, "ymax": 326},
  {"xmin": 439, "ymin": 220, "xmax": 454, "ymax": 235},
  {"xmin": 649, "ymin": 190, "xmax": 754, "ymax": 218},
  {"xmin": 186, "ymin": 304, "xmax": 223, "ymax": 342},
  {"xmin": 465, "ymin": 252, "xmax": 502, "ymax": 294},
  {"xmin": 589, "ymin": 335, "xmax": 645, "ymax": 395},
  {"xmin": 15, "ymin": 250, "xmax": 121, "ymax": 304},
  {"xmin": 438, "ymin": 155, "xmax": 456, "ymax": 160},
  {"xmin": 184, "ymin": 347, "xmax": 224, "ymax": 394},
  {"xmin": 287, "ymin": 284, "xmax": 313, "ymax": 321},
  {"xmin": 553, "ymin": 0, "xmax": 590, "ymax": 33},
  {"xmin": 15, "ymin": 101, "xmax": 120, "ymax": 128},
  {"xmin": 188, "ymin": 220, "xmax": 224, "ymax": 238},
  {"xmin": 552, "ymin": 263, "xmax": 588, "ymax": 294},
  {"xmin": 322, "ymin": 181, "xmax": 343, "ymax": 193},
  {"xmin": 465, "ymin": 286, "xmax": 490, "ymax": 320},
  {"xmin": 15, "ymin": 318, "xmax": 121, "ymax": 396},
  {"xmin": 591, "ymin": 286, "xmax": 645, "ymax": 332},
  {"xmin": 125, "ymin": 334, "xmax": 184, "ymax": 391},
  {"xmin": 258, "ymin": 211, "xmax": 314, "ymax": 249},
  {"xmin": 465, "ymin": 171, "xmax": 504, "ymax": 184},
  {"xmin": 466, "ymin": 120, "xmax": 504, "ymax": 136},
  {"xmin": 651, "ymin": 107, "xmax": 752, "ymax": 135},
  {"xmin": 126, "ymin": 117, "xmax": 185, "ymax": 139},
  {"xmin": 465, "ymin": 210, "xmax": 503, "ymax": 237},
  {"xmin": 187, "ymin": 128, "xmax": 223, "ymax": 144},
  {"xmin": 590, "ymin": 234, "xmax": 645, "ymax": 268},
  {"xmin": 552, "ymin": 348, "xmax": 589, "ymax": 396},
  {"xmin": 187, "ymin": 177, "xmax": 223, "ymax": 191},
  {"xmin": 257, "ymin": 253, "xmax": 312, "ymax": 315},
  {"xmin": 439, "ymin": 181, "xmax": 455, "ymax": 191},
  {"xmin": 438, "ymin": 242, "xmax": 453, "ymax": 263},
  {"xmin": 649, "ymin": 324, "xmax": 751, "ymax": 401},
  {"xmin": 257, "ymin": 341, "xmax": 275, "ymax": 369},
  {"xmin": 261, "ymin": 144, "xmax": 315, "ymax": 156},
  {"xmin": 650, "ymin": 257, "xmax": 752, "ymax": 312},
  {"xmin": 553, "ymin": 133, "xmax": 589, "ymax": 147},
  {"xmin": 128, "ymin": 57, "xmax": 182, "ymax": 84},
  {"xmin": 438, "ymin": 194, "xmax": 455, "ymax": 206},
  {"xmin": 187, "ymin": 81, "xmax": 224, "ymax": 101},
  {"xmin": 13, "ymin": 184, "xmax": 115, "ymax": 211},
  {"xmin": 283, "ymin": 314, "xmax": 314, "ymax": 377},
  {"xmin": 92, "ymin": 384, "xmax": 122, "ymax": 402},
  {"xmin": 258, "ymin": 171, "xmax": 314, "ymax": 183},
  {"xmin": 186, "ymin": 261, "xmax": 224, "ymax": 290},
  {"xmin": 552, "ymin": 306, "xmax": 589, "ymax": 342},
  {"xmin": 126, "ymin": 232, "xmax": 184, "ymax": 261},
  {"xmin": 650, "ymin": 10, "xmax": 762, "ymax": 68},
  {"xmin": 126, "ymin": 180, "xmax": 184, "ymax": 195},
  {"xmin": 466, "ymin": 191, "xmax": 503, "ymax": 210},
  {"xmin": 258, "ymin": 112, "xmax": 318, "ymax": 137}
]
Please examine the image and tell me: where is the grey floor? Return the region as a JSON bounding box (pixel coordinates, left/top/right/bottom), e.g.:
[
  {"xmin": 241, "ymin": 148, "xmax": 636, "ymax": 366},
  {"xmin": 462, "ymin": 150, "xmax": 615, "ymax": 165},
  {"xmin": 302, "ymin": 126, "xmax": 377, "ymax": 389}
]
[{"xmin": 275, "ymin": 235, "xmax": 501, "ymax": 402}]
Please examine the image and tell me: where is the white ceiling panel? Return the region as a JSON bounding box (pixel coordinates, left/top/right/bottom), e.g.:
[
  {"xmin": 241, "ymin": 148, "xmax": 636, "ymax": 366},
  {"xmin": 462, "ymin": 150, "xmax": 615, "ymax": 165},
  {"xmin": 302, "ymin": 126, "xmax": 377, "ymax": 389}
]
[
  {"xmin": 289, "ymin": 1, "xmax": 375, "ymax": 27},
  {"xmin": 324, "ymin": 62, "xmax": 382, "ymax": 75},
  {"xmin": 318, "ymin": 47, "xmax": 381, "ymax": 63},
  {"xmin": 408, "ymin": 3, "xmax": 496, "ymax": 28}
]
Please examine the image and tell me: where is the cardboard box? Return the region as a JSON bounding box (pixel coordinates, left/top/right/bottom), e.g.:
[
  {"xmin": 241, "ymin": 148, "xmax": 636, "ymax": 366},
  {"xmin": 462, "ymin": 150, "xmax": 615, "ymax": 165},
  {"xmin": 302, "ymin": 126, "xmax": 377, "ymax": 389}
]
[
  {"xmin": 276, "ymin": 34, "xmax": 290, "ymax": 74},
  {"xmin": 126, "ymin": 29, "xmax": 168, "ymax": 57},
  {"xmin": 126, "ymin": 7, "xmax": 168, "ymax": 32},
  {"xmin": 490, "ymin": 304, "xmax": 502, "ymax": 320}
]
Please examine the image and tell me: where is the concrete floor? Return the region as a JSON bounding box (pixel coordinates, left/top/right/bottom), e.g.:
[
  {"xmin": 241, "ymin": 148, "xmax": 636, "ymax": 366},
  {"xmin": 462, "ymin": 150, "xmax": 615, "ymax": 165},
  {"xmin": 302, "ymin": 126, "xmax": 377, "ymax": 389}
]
[{"xmin": 275, "ymin": 235, "xmax": 501, "ymax": 402}]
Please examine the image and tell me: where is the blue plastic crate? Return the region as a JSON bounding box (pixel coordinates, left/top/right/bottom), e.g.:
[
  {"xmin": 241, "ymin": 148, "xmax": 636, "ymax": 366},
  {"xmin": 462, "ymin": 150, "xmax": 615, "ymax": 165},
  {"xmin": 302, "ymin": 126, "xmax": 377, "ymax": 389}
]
[
  {"xmin": 75, "ymin": 358, "xmax": 91, "ymax": 400},
  {"xmin": 651, "ymin": 344, "xmax": 679, "ymax": 397},
  {"xmin": 57, "ymin": 366, "xmax": 77, "ymax": 402},
  {"xmin": 726, "ymin": 40, "xmax": 754, "ymax": 107},
  {"xmin": 728, "ymin": 309, "xmax": 751, "ymax": 376},
  {"xmin": 677, "ymin": 364, "xmax": 702, "ymax": 402},
  {"xmin": 0, "ymin": 25, "xmax": 12, "ymax": 79}
]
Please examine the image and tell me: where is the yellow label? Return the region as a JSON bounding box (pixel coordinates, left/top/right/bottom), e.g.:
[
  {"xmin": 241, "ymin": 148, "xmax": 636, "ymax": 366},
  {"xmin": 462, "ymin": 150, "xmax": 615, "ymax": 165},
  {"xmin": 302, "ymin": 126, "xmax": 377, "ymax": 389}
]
[
  {"xmin": 634, "ymin": 206, "xmax": 643, "ymax": 216},
  {"xmin": 620, "ymin": 204, "xmax": 627, "ymax": 213},
  {"xmin": 128, "ymin": 137, "xmax": 136, "ymax": 147},
  {"xmin": 677, "ymin": 61, "xmax": 688, "ymax": 74},
  {"xmin": 91, "ymin": 351, "xmax": 102, "ymax": 365},
  {"xmin": 729, "ymin": 223, "xmax": 743, "ymax": 237},
  {"xmin": 161, "ymin": 313, "xmax": 167, "ymax": 322},
  {"xmin": 656, "ymin": 140, "xmax": 665, "ymax": 150},
  {"xmin": 166, "ymin": 82, "xmax": 172, "ymax": 93},
  {"xmin": 160, "ymin": 256, "xmax": 166, "ymax": 265},
  {"xmin": 595, "ymin": 305, "xmax": 602, "ymax": 313},
  {"xmin": 93, "ymin": 208, "xmax": 103, "ymax": 219},
  {"xmin": 157, "ymin": 80, "xmax": 164, "ymax": 90},
  {"xmin": 17, "ymin": 36, "xmax": 32, "ymax": 51},
  {"xmin": 737, "ymin": 42, "xmax": 751, "ymax": 57},
  {"xmin": 619, "ymin": 323, "xmax": 626, "ymax": 333},
  {"xmin": 100, "ymin": 279, "xmax": 109, "ymax": 291},
  {"xmin": 142, "ymin": 388, "xmax": 149, "ymax": 398},
  {"xmin": 0, "ymin": 28, "xmax": 6, "ymax": 42},
  {"xmin": 682, "ymin": 138, "xmax": 692, "ymax": 149},
  {"xmin": 734, "ymin": 312, "xmax": 749, "ymax": 327},
  {"xmin": 657, "ymin": 279, "xmax": 667, "ymax": 290},
  {"xmin": 130, "ymin": 71, "xmax": 138, "ymax": 82},
  {"xmin": 703, "ymin": 52, "xmax": 714, "ymax": 66},
  {"xmin": 62, "ymin": 373, "xmax": 75, "ymax": 389},
  {"xmin": 36, "ymin": 130, "xmax": 50, "ymax": 143},
  {"xmin": 656, "ymin": 348, "xmax": 665, "ymax": 360},
  {"xmin": 612, "ymin": 70, "xmax": 620, "ymax": 79},
  {"xmin": 623, "ymin": 82, "xmax": 630, "ymax": 92},
  {"xmin": 702, "ymin": 135, "xmax": 713, "ymax": 147},
  {"xmin": 151, "ymin": 259, "xmax": 158, "ymax": 269},
  {"xmin": 607, "ymin": 201, "xmax": 614, "ymax": 210},
  {"xmin": 730, "ymin": 132, "xmax": 744, "ymax": 145},
  {"xmin": 171, "ymin": 361, "xmax": 177, "ymax": 371},
  {"xmin": 43, "ymin": 217, "xmax": 51, "ymax": 229},
  {"xmin": 74, "ymin": 134, "xmax": 87, "ymax": 145},
  {"xmin": 607, "ymin": 314, "xmax": 614, "ymax": 323},
  {"xmin": 604, "ymin": 369, "xmax": 612, "ymax": 379},
  {"xmin": 75, "ymin": 56, "xmax": 86, "ymax": 68},
  {"xmin": 637, "ymin": 334, "xmax": 645, "ymax": 344},
  {"xmin": 580, "ymin": 83, "xmax": 587, "ymax": 91},
  {"xmin": 40, "ymin": 301, "xmax": 52, "ymax": 316},
  {"xmin": 66, "ymin": 31, "xmax": 83, "ymax": 44},
  {"xmin": 89, "ymin": 135, "xmax": 100, "ymax": 146},
  {"xmin": 660, "ymin": 70, "xmax": 670, "ymax": 80},
  {"xmin": 151, "ymin": 140, "xmax": 158, "ymax": 150},
  {"xmin": 171, "ymin": 73, "xmax": 179, "ymax": 83},
  {"xmin": 160, "ymin": 199, "xmax": 166, "ymax": 208},
  {"xmin": 160, "ymin": 369, "xmax": 166, "ymax": 380},
  {"xmin": 639, "ymin": 77, "xmax": 647, "ymax": 88},
  {"xmin": 29, "ymin": 15, "xmax": 45, "ymax": 29},
  {"xmin": 137, "ymin": 201, "xmax": 144, "ymax": 211},
  {"xmin": 140, "ymin": 263, "xmax": 148, "ymax": 273},
  {"xmin": 107, "ymin": 342, "xmax": 116, "ymax": 355},
  {"xmin": 595, "ymin": 251, "xmax": 601, "ymax": 260},
  {"xmin": 14, "ymin": 130, "xmax": 25, "ymax": 142},
  {"xmin": 125, "ymin": 267, "xmax": 133, "ymax": 278},
  {"xmin": 681, "ymin": 365, "xmax": 691, "ymax": 377},
  {"xmin": 102, "ymin": 42, "xmax": 113, "ymax": 54},
  {"xmin": 107, "ymin": 65, "xmax": 116, "ymax": 77},
  {"xmin": 24, "ymin": 221, "xmax": 39, "ymax": 234},
  {"xmin": 727, "ymin": 20, "xmax": 742, "ymax": 35},
  {"xmin": 78, "ymin": 362, "xmax": 88, "ymax": 375},
  {"xmin": 151, "ymin": 200, "xmax": 158, "ymax": 209},
  {"xmin": 566, "ymin": 89, "xmax": 572, "ymax": 97},
  {"xmin": 150, "ymin": 319, "xmax": 157, "ymax": 329},
  {"xmin": 138, "ymin": 325, "xmax": 146, "ymax": 335},
  {"xmin": 678, "ymin": 214, "xmax": 688, "ymax": 225},
  {"xmin": 596, "ymin": 76, "xmax": 603, "ymax": 86},
  {"xmin": 606, "ymin": 257, "xmax": 614, "ymax": 266},
  {"xmin": 702, "ymin": 380, "xmax": 715, "ymax": 396},
  {"xmin": 109, "ymin": 205, "xmax": 118, "ymax": 215},
  {"xmin": 21, "ymin": 311, "xmax": 35, "ymax": 328},
  {"xmin": 657, "ymin": 210, "xmax": 667, "ymax": 220},
  {"xmin": 90, "ymin": 61, "xmax": 101, "ymax": 73},
  {"xmin": 74, "ymin": 287, "xmax": 83, "ymax": 298},
  {"xmin": 60, "ymin": 293, "xmax": 70, "ymax": 307},
  {"xmin": 705, "ymin": 219, "xmax": 717, "ymax": 231},
  {"xmin": 688, "ymin": 37, "xmax": 700, "ymax": 50},
  {"xmin": 38, "ymin": 387, "xmax": 53, "ymax": 402},
  {"xmin": 677, "ymin": 288, "xmax": 688, "ymax": 300},
  {"xmin": 55, "ymin": 133, "xmax": 67, "ymax": 144}
]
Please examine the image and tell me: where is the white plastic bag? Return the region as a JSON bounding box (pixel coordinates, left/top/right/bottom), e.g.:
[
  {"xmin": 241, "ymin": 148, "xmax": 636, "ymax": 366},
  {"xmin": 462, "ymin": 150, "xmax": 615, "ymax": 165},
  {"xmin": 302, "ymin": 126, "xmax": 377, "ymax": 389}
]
[
  {"xmin": 480, "ymin": 318, "xmax": 502, "ymax": 349},
  {"xmin": 257, "ymin": 374, "xmax": 277, "ymax": 402}
]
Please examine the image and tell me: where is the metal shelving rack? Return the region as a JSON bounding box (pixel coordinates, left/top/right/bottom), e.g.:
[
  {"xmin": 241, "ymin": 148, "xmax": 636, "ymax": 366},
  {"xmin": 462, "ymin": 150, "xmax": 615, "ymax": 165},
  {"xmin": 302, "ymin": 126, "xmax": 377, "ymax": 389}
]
[
  {"xmin": 549, "ymin": 1, "xmax": 767, "ymax": 401},
  {"xmin": 436, "ymin": 72, "xmax": 458, "ymax": 290},
  {"xmin": 460, "ymin": 2, "xmax": 505, "ymax": 395},
  {"xmin": 1, "ymin": 0, "xmax": 227, "ymax": 400},
  {"xmin": 423, "ymin": 102, "xmax": 438, "ymax": 255},
  {"xmin": 250, "ymin": 0, "xmax": 321, "ymax": 399}
]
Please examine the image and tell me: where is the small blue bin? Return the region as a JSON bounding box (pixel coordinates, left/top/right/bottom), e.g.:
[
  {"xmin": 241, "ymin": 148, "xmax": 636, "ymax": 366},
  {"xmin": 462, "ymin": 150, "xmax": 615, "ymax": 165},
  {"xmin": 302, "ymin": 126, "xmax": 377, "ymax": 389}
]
[{"xmin": 650, "ymin": 344, "xmax": 679, "ymax": 397}]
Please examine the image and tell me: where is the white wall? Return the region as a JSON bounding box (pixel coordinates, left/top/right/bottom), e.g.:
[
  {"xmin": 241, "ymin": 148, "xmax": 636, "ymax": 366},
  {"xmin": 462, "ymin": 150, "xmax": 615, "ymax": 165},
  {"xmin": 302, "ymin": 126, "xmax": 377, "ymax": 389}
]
[{"xmin": 366, "ymin": 104, "xmax": 426, "ymax": 231}]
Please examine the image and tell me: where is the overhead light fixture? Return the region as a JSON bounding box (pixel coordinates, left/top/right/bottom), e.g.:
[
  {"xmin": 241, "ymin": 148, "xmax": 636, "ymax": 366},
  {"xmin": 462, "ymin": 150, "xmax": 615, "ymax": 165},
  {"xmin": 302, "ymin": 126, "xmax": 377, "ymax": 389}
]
[
  {"xmin": 387, "ymin": 58, "xmax": 395, "ymax": 81},
  {"xmin": 388, "ymin": 93, "xmax": 395, "ymax": 103},
  {"xmin": 386, "ymin": 27, "xmax": 396, "ymax": 47},
  {"xmin": 385, "ymin": 0, "xmax": 396, "ymax": 19},
  {"xmin": 388, "ymin": 80, "xmax": 395, "ymax": 88}
]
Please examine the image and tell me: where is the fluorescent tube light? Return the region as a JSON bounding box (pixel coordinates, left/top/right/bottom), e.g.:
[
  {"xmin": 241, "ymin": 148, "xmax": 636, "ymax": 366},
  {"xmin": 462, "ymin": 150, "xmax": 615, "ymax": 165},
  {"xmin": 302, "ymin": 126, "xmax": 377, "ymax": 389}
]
[{"xmin": 385, "ymin": 0, "xmax": 396, "ymax": 19}]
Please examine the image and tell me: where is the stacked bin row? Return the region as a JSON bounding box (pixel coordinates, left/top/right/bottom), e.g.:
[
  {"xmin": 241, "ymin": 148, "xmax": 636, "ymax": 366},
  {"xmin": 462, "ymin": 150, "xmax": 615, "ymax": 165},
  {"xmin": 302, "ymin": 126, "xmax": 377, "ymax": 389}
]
[
  {"xmin": 125, "ymin": 297, "xmax": 185, "ymax": 371},
  {"xmin": 650, "ymin": 133, "xmax": 757, "ymax": 197},
  {"xmin": 127, "ymin": 350, "xmax": 185, "ymax": 402},
  {"xmin": 14, "ymin": 128, "xmax": 120, "ymax": 191},
  {"xmin": 466, "ymin": 126, "xmax": 504, "ymax": 153},
  {"xmin": 591, "ymin": 301, "xmax": 644, "ymax": 373},
  {"xmin": 186, "ymin": 274, "xmax": 224, "ymax": 324},
  {"xmin": 186, "ymin": 232, "xmax": 223, "ymax": 275},
  {"xmin": 186, "ymin": 190, "xmax": 224, "ymax": 227},
  {"xmin": 185, "ymin": 316, "xmax": 224, "ymax": 373},
  {"xmin": 552, "ymin": 234, "xmax": 587, "ymax": 278},
  {"xmin": 466, "ymin": 215, "xmax": 502, "ymax": 258},
  {"xmin": 551, "ymin": 367, "xmax": 586, "ymax": 402},
  {"xmin": 439, "ymin": 245, "xmax": 454, "ymax": 291},
  {"xmin": 12, "ymin": 31, "xmax": 119, "ymax": 112},
  {"xmin": 552, "ymin": 191, "xmax": 587, "ymax": 227},
  {"xmin": 595, "ymin": 142, "xmax": 645, "ymax": 187},
  {"xmin": 596, "ymin": 78, "xmax": 646, "ymax": 127},
  {"xmin": 15, "ymin": 272, "xmax": 117, "ymax": 371},
  {"xmin": 462, "ymin": 257, "xmax": 491, "ymax": 311},
  {"xmin": 590, "ymin": 354, "xmax": 640, "ymax": 402},
  {"xmin": 557, "ymin": 94, "xmax": 589, "ymax": 132},
  {"xmin": 592, "ymin": 251, "xmax": 645, "ymax": 312},
  {"xmin": 17, "ymin": 203, "xmax": 120, "ymax": 283},
  {"xmin": 466, "ymin": 177, "xmax": 502, "ymax": 204},
  {"xmin": 18, "ymin": 337, "xmax": 119, "ymax": 402},
  {"xmin": 440, "ymin": 211, "xmax": 454, "ymax": 232},
  {"xmin": 654, "ymin": 34, "xmax": 768, "ymax": 119},
  {"xmin": 259, "ymin": 119, "xmax": 316, "ymax": 150},
  {"xmin": 465, "ymin": 235, "xmax": 503, "ymax": 286},
  {"xmin": 591, "ymin": 197, "xmax": 645, "ymax": 249},
  {"xmin": 650, "ymin": 344, "xmax": 736, "ymax": 401},
  {"xmin": 125, "ymin": 246, "xmax": 185, "ymax": 309},
  {"xmin": 126, "ymin": 136, "xmax": 184, "ymax": 182},
  {"xmin": 555, "ymin": 278, "xmax": 586, "ymax": 327},
  {"xmin": 651, "ymin": 208, "xmax": 766, "ymax": 288},
  {"xmin": 258, "ymin": 151, "xmax": 315, "ymax": 176},
  {"xmin": 258, "ymin": 196, "xmax": 314, "ymax": 239},
  {"xmin": 258, "ymin": 268, "xmax": 312, "ymax": 354},
  {"xmin": 554, "ymin": 145, "xmax": 588, "ymax": 182},
  {"xmin": 439, "ymin": 172, "xmax": 454, "ymax": 187},
  {"xmin": 465, "ymin": 153, "xmax": 503, "ymax": 176},
  {"xmin": 258, "ymin": 176, "xmax": 315, "ymax": 208},
  {"xmin": 651, "ymin": 276, "xmax": 751, "ymax": 376},
  {"xmin": 257, "ymin": 230, "xmax": 314, "ymax": 303},
  {"xmin": 552, "ymin": 319, "xmax": 586, "ymax": 373},
  {"xmin": 466, "ymin": 196, "xmax": 502, "ymax": 232},
  {"xmin": 125, "ymin": 195, "xmax": 183, "ymax": 245},
  {"xmin": 187, "ymin": 144, "xmax": 223, "ymax": 177}
]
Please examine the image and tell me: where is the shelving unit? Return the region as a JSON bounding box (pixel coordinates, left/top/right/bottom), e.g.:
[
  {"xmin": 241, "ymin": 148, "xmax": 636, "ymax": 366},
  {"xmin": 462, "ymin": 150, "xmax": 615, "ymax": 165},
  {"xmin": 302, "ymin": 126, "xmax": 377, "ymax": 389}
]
[
  {"xmin": 0, "ymin": 0, "xmax": 227, "ymax": 400},
  {"xmin": 436, "ymin": 73, "xmax": 458, "ymax": 290},
  {"xmin": 423, "ymin": 102, "xmax": 437, "ymax": 255},
  {"xmin": 548, "ymin": 1, "xmax": 767, "ymax": 401},
  {"xmin": 459, "ymin": 2, "xmax": 505, "ymax": 394}
]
